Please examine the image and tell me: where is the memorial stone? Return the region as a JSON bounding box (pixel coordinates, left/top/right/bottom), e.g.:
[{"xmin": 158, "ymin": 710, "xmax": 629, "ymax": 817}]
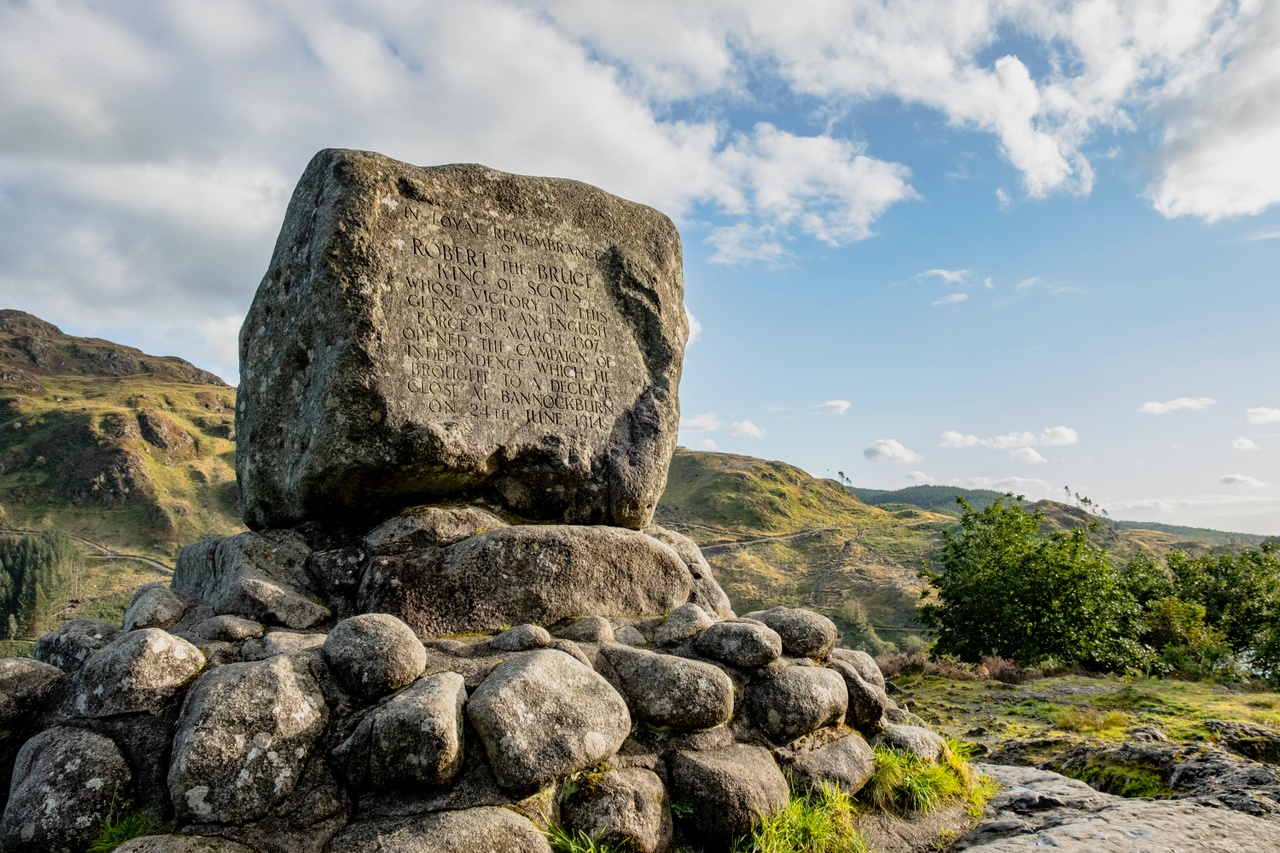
[{"xmin": 236, "ymin": 149, "xmax": 688, "ymax": 531}]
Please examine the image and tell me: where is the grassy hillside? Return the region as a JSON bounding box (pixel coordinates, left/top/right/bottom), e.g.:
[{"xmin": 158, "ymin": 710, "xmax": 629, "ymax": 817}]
[
  {"xmin": 0, "ymin": 310, "xmax": 246, "ymax": 633},
  {"xmin": 657, "ymin": 449, "xmax": 953, "ymax": 648}
]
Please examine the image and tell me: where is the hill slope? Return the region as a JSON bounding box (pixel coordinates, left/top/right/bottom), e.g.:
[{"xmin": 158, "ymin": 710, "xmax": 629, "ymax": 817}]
[
  {"xmin": 656, "ymin": 449, "xmax": 952, "ymax": 648},
  {"xmin": 0, "ymin": 310, "xmax": 246, "ymax": 629}
]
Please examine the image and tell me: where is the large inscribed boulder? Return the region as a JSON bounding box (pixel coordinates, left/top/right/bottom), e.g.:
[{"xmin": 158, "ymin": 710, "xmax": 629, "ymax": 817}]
[{"xmin": 237, "ymin": 149, "xmax": 687, "ymax": 531}]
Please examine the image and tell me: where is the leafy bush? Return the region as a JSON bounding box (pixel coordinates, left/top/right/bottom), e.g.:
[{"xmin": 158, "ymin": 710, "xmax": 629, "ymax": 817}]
[{"xmin": 921, "ymin": 496, "xmax": 1146, "ymax": 670}]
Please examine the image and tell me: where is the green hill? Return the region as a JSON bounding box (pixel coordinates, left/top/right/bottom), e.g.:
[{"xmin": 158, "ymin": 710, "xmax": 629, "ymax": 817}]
[
  {"xmin": 657, "ymin": 449, "xmax": 952, "ymax": 650},
  {"xmin": 0, "ymin": 310, "xmax": 246, "ymax": 638}
]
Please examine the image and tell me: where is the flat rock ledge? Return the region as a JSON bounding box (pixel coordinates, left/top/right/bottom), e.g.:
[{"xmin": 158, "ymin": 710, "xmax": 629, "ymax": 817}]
[
  {"xmin": 1, "ymin": 511, "xmax": 908, "ymax": 853},
  {"xmin": 958, "ymin": 764, "xmax": 1280, "ymax": 852}
]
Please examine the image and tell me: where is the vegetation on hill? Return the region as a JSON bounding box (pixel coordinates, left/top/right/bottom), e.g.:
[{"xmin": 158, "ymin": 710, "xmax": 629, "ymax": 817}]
[
  {"xmin": 847, "ymin": 484, "xmax": 1012, "ymax": 516},
  {"xmin": 0, "ymin": 310, "xmax": 245, "ymax": 630},
  {"xmin": 657, "ymin": 449, "xmax": 954, "ymax": 651},
  {"xmin": 660, "ymin": 449, "xmax": 1274, "ymax": 656}
]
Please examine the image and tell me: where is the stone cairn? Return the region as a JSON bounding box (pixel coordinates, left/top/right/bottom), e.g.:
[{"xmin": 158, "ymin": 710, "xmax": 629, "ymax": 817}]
[{"xmin": 0, "ymin": 150, "xmax": 941, "ymax": 853}]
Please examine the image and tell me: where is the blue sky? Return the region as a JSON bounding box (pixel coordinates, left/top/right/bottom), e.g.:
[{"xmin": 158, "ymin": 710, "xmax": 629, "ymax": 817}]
[{"xmin": 1, "ymin": 0, "xmax": 1278, "ymax": 533}]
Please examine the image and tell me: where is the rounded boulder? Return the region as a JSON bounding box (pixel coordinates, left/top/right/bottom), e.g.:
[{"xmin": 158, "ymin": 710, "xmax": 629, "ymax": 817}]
[
  {"xmin": 323, "ymin": 613, "xmax": 427, "ymax": 700},
  {"xmin": 748, "ymin": 665, "xmax": 848, "ymax": 744},
  {"xmin": 743, "ymin": 607, "xmax": 838, "ymax": 659}
]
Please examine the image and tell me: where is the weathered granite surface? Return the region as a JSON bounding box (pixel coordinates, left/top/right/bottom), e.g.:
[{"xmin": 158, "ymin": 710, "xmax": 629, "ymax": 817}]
[
  {"xmin": 958, "ymin": 763, "xmax": 1280, "ymax": 851},
  {"xmin": 236, "ymin": 149, "xmax": 687, "ymax": 531}
]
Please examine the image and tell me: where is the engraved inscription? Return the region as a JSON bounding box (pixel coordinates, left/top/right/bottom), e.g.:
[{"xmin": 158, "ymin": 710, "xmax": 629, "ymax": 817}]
[{"xmin": 391, "ymin": 205, "xmax": 626, "ymax": 434}]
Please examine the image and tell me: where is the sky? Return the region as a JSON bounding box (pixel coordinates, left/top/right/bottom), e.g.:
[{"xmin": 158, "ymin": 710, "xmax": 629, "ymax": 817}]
[{"xmin": 1, "ymin": 0, "xmax": 1279, "ymax": 534}]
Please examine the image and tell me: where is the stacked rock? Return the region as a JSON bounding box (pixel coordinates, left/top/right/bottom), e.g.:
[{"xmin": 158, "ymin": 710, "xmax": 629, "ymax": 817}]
[
  {"xmin": 0, "ymin": 151, "xmax": 946, "ymax": 853},
  {"xmin": 1, "ymin": 556, "xmax": 934, "ymax": 853}
]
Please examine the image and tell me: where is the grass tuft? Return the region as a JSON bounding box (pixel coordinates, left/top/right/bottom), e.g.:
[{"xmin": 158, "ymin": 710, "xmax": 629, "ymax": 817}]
[
  {"xmin": 88, "ymin": 811, "xmax": 161, "ymax": 853},
  {"xmin": 546, "ymin": 824, "xmax": 634, "ymax": 853},
  {"xmin": 732, "ymin": 782, "xmax": 867, "ymax": 853},
  {"xmin": 1050, "ymin": 706, "xmax": 1128, "ymax": 733},
  {"xmin": 859, "ymin": 738, "xmax": 993, "ymax": 817}
]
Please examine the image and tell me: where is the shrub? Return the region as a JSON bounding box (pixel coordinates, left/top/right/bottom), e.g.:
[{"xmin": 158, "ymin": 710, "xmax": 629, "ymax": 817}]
[{"xmin": 980, "ymin": 656, "xmax": 1031, "ymax": 684}]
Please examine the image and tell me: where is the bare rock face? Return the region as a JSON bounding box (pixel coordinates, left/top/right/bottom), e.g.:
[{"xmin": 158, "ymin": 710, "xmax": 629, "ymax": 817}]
[
  {"xmin": 168, "ymin": 655, "xmax": 327, "ymax": 824},
  {"xmin": 747, "ymin": 665, "xmax": 848, "ymax": 744},
  {"xmin": 668, "ymin": 744, "xmax": 789, "ymax": 849},
  {"xmin": 785, "ymin": 732, "xmax": 875, "ymax": 796},
  {"xmin": 173, "ymin": 530, "xmax": 329, "ymax": 630},
  {"xmin": 124, "ymin": 583, "xmax": 188, "ymax": 631},
  {"xmin": 236, "ymin": 149, "xmax": 687, "ymax": 532},
  {"xmin": 33, "ymin": 617, "xmax": 122, "ymax": 672},
  {"xmin": 600, "ymin": 645, "xmax": 734, "ymax": 731},
  {"xmin": 743, "ymin": 607, "xmax": 838, "ymax": 659},
  {"xmin": 0, "ymin": 727, "xmax": 132, "ymax": 853},
  {"xmin": 0, "ymin": 658, "xmax": 63, "ymax": 758},
  {"xmin": 115, "ymin": 836, "xmax": 259, "ymax": 852},
  {"xmin": 329, "ymin": 807, "xmax": 552, "ymax": 853},
  {"xmin": 466, "ymin": 649, "xmax": 630, "ymax": 794},
  {"xmin": 322, "ymin": 614, "xmax": 426, "ymax": 701},
  {"xmin": 334, "ymin": 672, "xmax": 467, "ymax": 790},
  {"xmin": 358, "ymin": 524, "xmax": 693, "ymax": 636}
]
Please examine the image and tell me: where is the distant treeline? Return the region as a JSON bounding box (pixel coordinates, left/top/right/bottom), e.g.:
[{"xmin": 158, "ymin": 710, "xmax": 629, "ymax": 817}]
[
  {"xmin": 0, "ymin": 531, "xmax": 77, "ymax": 640},
  {"xmin": 848, "ymin": 485, "xmax": 1016, "ymax": 515},
  {"xmin": 849, "ymin": 484, "xmax": 1269, "ymax": 547}
]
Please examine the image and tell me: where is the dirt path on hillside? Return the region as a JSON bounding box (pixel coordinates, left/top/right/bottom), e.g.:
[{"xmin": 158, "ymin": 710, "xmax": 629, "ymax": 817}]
[{"xmin": 0, "ymin": 526, "xmax": 173, "ymax": 574}]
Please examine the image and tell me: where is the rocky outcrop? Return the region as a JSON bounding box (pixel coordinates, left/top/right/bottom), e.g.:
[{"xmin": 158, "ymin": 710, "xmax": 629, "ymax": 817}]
[{"xmin": 959, "ymin": 763, "xmax": 1280, "ymax": 852}]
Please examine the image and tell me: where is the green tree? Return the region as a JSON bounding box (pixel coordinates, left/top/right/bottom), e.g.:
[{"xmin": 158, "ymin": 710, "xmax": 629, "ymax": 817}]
[
  {"xmin": 0, "ymin": 531, "xmax": 77, "ymax": 638},
  {"xmin": 920, "ymin": 496, "xmax": 1143, "ymax": 670},
  {"xmin": 1163, "ymin": 542, "xmax": 1280, "ymax": 678}
]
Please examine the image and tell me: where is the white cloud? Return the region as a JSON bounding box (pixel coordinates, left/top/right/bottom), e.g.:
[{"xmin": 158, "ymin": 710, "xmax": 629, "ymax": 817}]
[
  {"xmin": 681, "ymin": 412, "xmax": 723, "ymax": 433},
  {"xmin": 712, "ymin": 122, "xmax": 918, "ymax": 256},
  {"xmin": 685, "ymin": 306, "xmax": 702, "ymax": 345},
  {"xmin": 941, "ymin": 426, "xmax": 1078, "ymax": 450},
  {"xmin": 864, "ymin": 438, "xmax": 924, "ymax": 465},
  {"xmin": 952, "ymin": 476, "xmax": 1053, "ymax": 495},
  {"xmin": 1139, "ymin": 397, "xmax": 1217, "ymax": 415},
  {"xmin": 1221, "ymin": 474, "xmax": 1267, "ymax": 489},
  {"xmin": 995, "ymin": 188, "xmax": 1012, "ymax": 209},
  {"xmin": 729, "ymin": 420, "xmax": 766, "ymax": 439},
  {"xmin": 983, "ymin": 276, "xmax": 995, "ymax": 289},
  {"xmin": 918, "ymin": 268, "xmax": 971, "ymax": 285},
  {"xmin": 1233, "ymin": 437, "xmax": 1261, "ymax": 451},
  {"xmin": 931, "ymin": 293, "xmax": 968, "ymax": 307},
  {"xmin": 1016, "ymin": 277, "xmax": 1039, "ymax": 290},
  {"xmin": 698, "ymin": 438, "xmax": 720, "ymax": 451},
  {"xmin": 705, "ymin": 223, "xmax": 789, "ymax": 267},
  {"xmin": 1245, "ymin": 229, "xmax": 1280, "ymax": 242},
  {"xmin": 1148, "ymin": 3, "xmax": 1280, "ymax": 221},
  {"xmin": 1038, "ymin": 426, "xmax": 1080, "ymax": 446},
  {"xmin": 815, "ymin": 400, "xmax": 851, "ymax": 415},
  {"xmin": 1247, "ymin": 407, "xmax": 1280, "ymax": 424},
  {"xmin": 767, "ymin": 404, "xmax": 792, "ymax": 413},
  {"xmin": 906, "ymin": 470, "xmax": 933, "ymax": 483},
  {"xmin": 1009, "ymin": 447, "xmax": 1047, "ymax": 464}
]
